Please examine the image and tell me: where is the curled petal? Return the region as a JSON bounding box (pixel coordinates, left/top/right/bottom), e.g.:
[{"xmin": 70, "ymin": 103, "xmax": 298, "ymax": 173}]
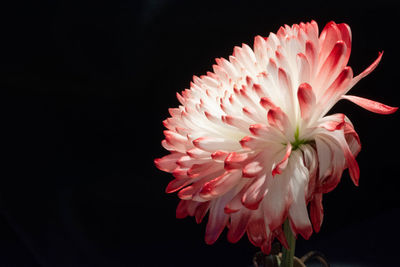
[
  {"xmin": 351, "ymin": 52, "xmax": 383, "ymax": 87},
  {"xmin": 288, "ymin": 151, "xmax": 313, "ymax": 240},
  {"xmin": 320, "ymin": 130, "xmax": 360, "ymax": 186},
  {"xmin": 315, "ymin": 137, "xmax": 333, "ymax": 179},
  {"xmin": 263, "ymin": 167, "xmax": 293, "ymax": 231},
  {"xmin": 309, "ymin": 193, "xmax": 324, "ymax": 233},
  {"xmin": 318, "ymin": 113, "xmax": 345, "ymax": 131},
  {"xmin": 272, "ymin": 143, "xmax": 292, "ymax": 176}
]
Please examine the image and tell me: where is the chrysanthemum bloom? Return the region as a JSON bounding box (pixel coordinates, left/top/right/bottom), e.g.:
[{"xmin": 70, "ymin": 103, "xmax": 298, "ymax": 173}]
[{"xmin": 154, "ymin": 21, "xmax": 397, "ymax": 253}]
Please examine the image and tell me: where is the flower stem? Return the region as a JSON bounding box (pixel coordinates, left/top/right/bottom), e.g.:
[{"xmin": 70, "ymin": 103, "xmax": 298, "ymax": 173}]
[{"xmin": 281, "ymin": 219, "xmax": 296, "ymax": 267}]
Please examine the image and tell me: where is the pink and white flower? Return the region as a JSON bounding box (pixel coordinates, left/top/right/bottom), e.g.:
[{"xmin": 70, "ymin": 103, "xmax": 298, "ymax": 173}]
[{"xmin": 154, "ymin": 21, "xmax": 397, "ymax": 253}]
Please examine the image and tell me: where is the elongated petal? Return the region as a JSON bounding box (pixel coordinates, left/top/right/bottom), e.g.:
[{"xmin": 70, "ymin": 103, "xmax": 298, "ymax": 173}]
[
  {"xmin": 193, "ymin": 137, "xmax": 241, "ymax": 152},
  {"xmin": 154, "ymin": 152, "xmax": 184, "ymax": 172},
  {"xmin": 195, "ymin": 201, "xmax": 210, "ymax": 224},
  {"xmin": 224, "ymin": 152, "xmax": 251, "ymax": 170},
  {"xmin": 318, "ymin": 21, "xmax": 341, "ymax": 66},
  {"xmin": 309, "ymin": 193, "xmax": 323, "ymax": 233},
  {"xmin": 166, "ymin": 178, "xmax": 192, "ymax": 194},
  {"xmin": 337, "ymin": 23, "xmax": 352, "ymax": 64},
  {"xmin": 227, "ymin": 209, "xmax": 252, "ymax": 243},
  {"xmin": 246, "ymin": 209, "xmax": 270, "ymax": 248},
  {"xmin": 242, "ymin": 174, "xmax": 269, "ymax": 210},
  {"xmin": 176, "ymin": 200, "xmax": 190, "ymax": 218},
  {"xmin": 263, "ymin": 168, "xmax": 292, "ymax": 231},
  {"xmin": 200, "ymin": 170, "xmax": 242, "ymax": 199},
  {"xmin": 297, "ymin": 82, "xmax": 316, "ymax": 119},
  {"xmin": 341, "ymin": 95, "xmax": 398, "ymax": 114},
  {"xmin": 288, "ymin": 152, "xmax": 313, "ymax": 240},
  {"xmin": 267, "ymin": 107, "xmax": 290, "ymax": 132},
  {"xmin": 351, "ymin": 52, "xmax": 383, "ymax": 87},
  {"xmin": 205, "ymin": 193, "xmax": 233, "ymax": 244},
  {"xmin": 297, "ymin": 53, "xmax": 311, "ymax": 84},
  {"xmin": 316, "ymin": 41, "xmax": 347, "ymax": 89},
  {"xmin": 243, "ymin": 161, "xmax": 264, "ymax": 178},
  {"xmin": 315, "ymin": 137, "xmax": 333, "ymax": 178}
]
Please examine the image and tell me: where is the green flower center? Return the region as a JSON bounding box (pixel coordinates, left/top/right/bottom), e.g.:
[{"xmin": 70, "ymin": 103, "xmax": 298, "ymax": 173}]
[{"xmin": 290, "ymin": 126, "xmax": 311, "ymax": 150}]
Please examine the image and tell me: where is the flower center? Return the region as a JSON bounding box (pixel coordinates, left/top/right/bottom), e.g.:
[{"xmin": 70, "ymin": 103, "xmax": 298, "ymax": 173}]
[{"xmin": 290, "ymin": 126, "xmax": 311, "ymax": 150}]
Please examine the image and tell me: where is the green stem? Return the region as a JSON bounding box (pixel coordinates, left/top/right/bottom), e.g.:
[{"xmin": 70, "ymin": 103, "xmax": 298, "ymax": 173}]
[{"xmin": 281, "ymin": 219, "xmax": 296, "ymax": 267}]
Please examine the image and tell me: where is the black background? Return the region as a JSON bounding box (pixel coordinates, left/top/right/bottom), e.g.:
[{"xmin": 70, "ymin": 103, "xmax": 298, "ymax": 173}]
[{"xmin": 1, "ymin": 0, "xmax": 400, "ymax": 266}]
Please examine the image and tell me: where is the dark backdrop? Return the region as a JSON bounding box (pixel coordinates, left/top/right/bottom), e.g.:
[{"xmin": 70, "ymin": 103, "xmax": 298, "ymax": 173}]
[{"xmin": 1, "ymin": 0, "xmax": 399, "ymax": 266}]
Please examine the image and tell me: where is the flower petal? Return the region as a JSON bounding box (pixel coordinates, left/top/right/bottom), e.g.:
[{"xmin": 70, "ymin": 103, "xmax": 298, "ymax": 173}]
[
  {"xmin": 224, "ymin": 152, "xmax": 251, "ymax": 170},
  {"xmin": 309, "ymin": 193, "xmax": 323, "ymax": 233},
  {"xmin": 318, "ymin": 113, "xmax": 345, "ymax": 131},
  {"xmin": 263, "ymin": 166, "xmax": 293, "ymax": 231},
  {"xmin": 267, "ymin": 107, "xmax": 291, "ymax": 133},
  {"xmin": 351, "ymin": 52, "xmax": 383, "ymax": 87},
  {"xmin": 288, "ymin": 151, "xmax": 313, "ymax": 240},
  {"xmin": 318, "ymin": 21, "xmax": 341, "ymax": 66},
  {"xmin": 205, "ymin": 193, "xmax": 233, "ymax": 244},
  {"xmin": 200, "ymin": 170, "xmax": 242, "ymax": 200},
  {"xmin": 315, "ymin": 137, "xmax": 333, "ymax": 178},
  {"xmin": 243, "ymin": 161, "xmax": 264, "ymax": 178},
  {"xmin": 296, "ymin": 53, "xmax": 311, "ymax": 84},
  {"xmin": 315, "ymin": 41, "xmax": 347, "ymax": 89},
  {"xmin": 297, "ymin": 82, "xmax": 316, "ymax": 119},
  {"xmin": 154, "ymin": 152, "xmax": 184, "ymax": 172},
  {"xmin": 337, "ymin": 23, "xmax": 352, "ymax": 64},
  {"xmin": 227, "ymin": 209, "xmax": 252, "ymax": 243},
  {"xmin": 246, "ymin": 209, "xmax": 270, "ymax": 248},
  {"xmin": 272, "ymin": 143, "xmax": 292, "ymax": 176},
  {"xmin": 319, "ymin": 130, "xmax": 360, "ymax": 186},
  {"xmin": 341, "ymin": 95, "xmax": 398, "ymax": 114},
  {"xmin": 166, "ymin": 178, "xmax": 192, "ymax": 194},
  {"xmin": 193, "ymin": 136, "xmax": 241, "ymax": 152},
  {"xmin": 195, "ymin": 201, "xmax": 210, "ymax": 224},
  {"xmin": 242, "ymin": 174, "xmax": 269, "ymax": 210}
]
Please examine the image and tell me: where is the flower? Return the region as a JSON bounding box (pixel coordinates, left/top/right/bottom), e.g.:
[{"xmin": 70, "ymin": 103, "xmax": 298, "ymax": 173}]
[{"xmin": 154, "ymin": 21, "xmax": 397, "ymax": 253}]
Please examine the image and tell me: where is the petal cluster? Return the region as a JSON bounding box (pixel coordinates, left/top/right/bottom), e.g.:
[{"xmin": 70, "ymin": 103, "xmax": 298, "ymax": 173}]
[{"xmin": 155, "ymin": 21, "xmax": 397, "ymax": 253}]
